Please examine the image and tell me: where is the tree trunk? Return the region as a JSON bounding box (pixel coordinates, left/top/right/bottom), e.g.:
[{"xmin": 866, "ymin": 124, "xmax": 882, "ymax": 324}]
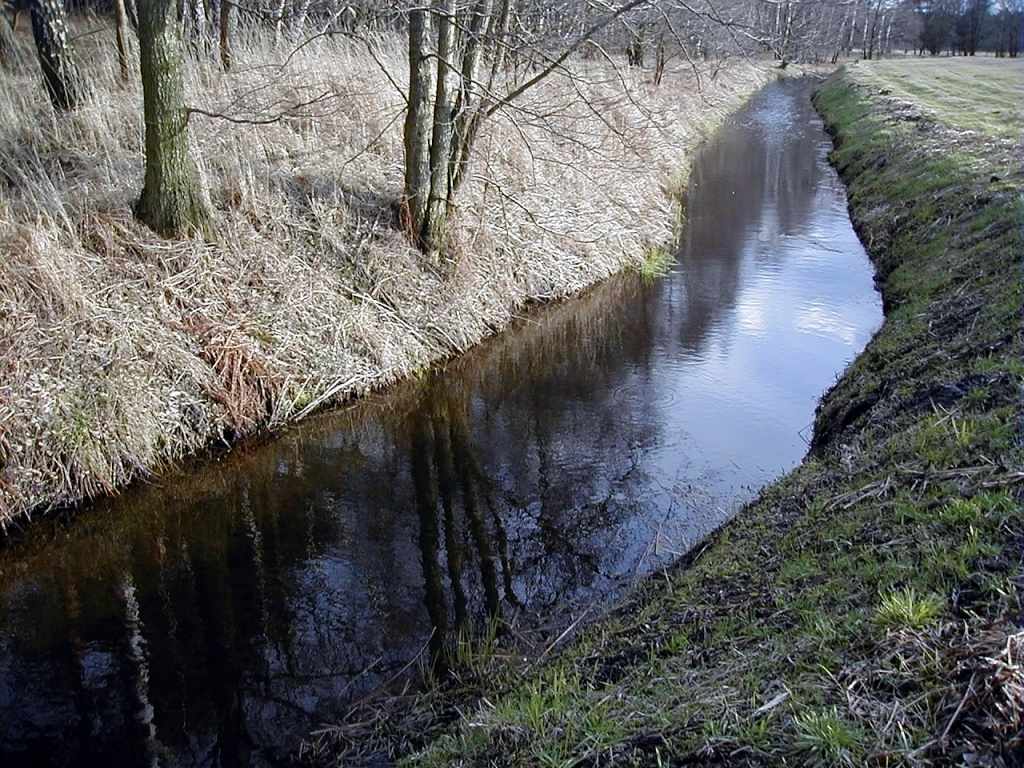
[
  {"xmin": 485, "ymin": 0, "xmax": 513, "ymax": 83},
  {"xmin": 273, "ymin": 0, "xmax": 286, "ymax": 46},
  {"xmin": 422, "ymin": 0, "xmax": 457, "ymax": 257},
  {"xmin": 219, "ymin": 0, "xmax": 231, "ymax": 70},
  {"xmin": 135, "ymin": 0, "xmax": 213, "ymax": 238},
  {"xmin": 627, "ymin": 27, "xmax": 645, "ymax": 66},
  {"xmin": 861, "ymin": 6, "xmax": 869, "ymax": 56},
  {"xmin": 867, "ymin": 5, "xmax": 882, "ymax": 60},
  {"xmin": 29, "ymin": 0, "xmax": 79, "ymax": 110},
  {"xmin": 780, "ymin": 0, "xmax": 794, "ymax": 64},
  {"xmin": 400, "ymin": 0, "xmax": 654, "ymax": 257},
  {"xmin": 448, "ymin": 0, "xmax": 492, "ymax": 202},
  {"xmin": 124, "ymin": 0, "xmax": 138, "ymax": 29},
  {"xmin": 448, "ymin": 0, "xmax": 510, "ymax": 199},
  {"xmin": 773, "ymin": 0, "xmax": 781, "ymax": 56},
  {"xmin": 186, "ymin": 0, "xmax": 206, "ymax": 52},
  {"xmin": 653, "ymin": 31, "xmax": 666, "ymax": 85},
  {"xmin": 402, "ymin": 4, "xmax": 433, "ymax": 245},
  {"xmin": 114, "ymin": 0, "xmax": 131, "ymax": 81},
  {"xmin": 833, "ymin": 8, "xmax": 848, "ymax": 63},
  {"xmin": 847, "ymin": 3, "xmax": 858, "ymax": 54}
]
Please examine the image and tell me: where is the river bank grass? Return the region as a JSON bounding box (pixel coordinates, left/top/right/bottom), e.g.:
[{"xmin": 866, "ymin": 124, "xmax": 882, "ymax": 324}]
[
  {"xmin": 0, "ymin": 20, "xmax": 773, "ymax": 527},
  {"xmin": 380, "ymin": 60, "xmax": 1024, "ymax": 766}
]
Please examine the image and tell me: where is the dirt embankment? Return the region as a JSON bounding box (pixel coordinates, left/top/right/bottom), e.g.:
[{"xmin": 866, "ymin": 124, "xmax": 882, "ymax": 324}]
[{"xmin": 383, "ymin": 63, "xmax": 1023, "ymax": 767}]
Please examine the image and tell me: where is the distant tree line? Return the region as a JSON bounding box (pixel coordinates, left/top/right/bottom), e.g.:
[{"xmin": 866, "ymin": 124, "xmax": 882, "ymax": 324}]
[{"xmin": 914, "ymin": 0, "xmax": 1023, "ymax": 56}]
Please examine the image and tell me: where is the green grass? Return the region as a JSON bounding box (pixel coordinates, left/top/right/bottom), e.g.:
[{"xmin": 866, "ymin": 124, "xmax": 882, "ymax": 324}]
[
  {"xmin": 792, "ymin": 707, "xmax": 865, "ymax": 766},
  {"xmin": 633, "ymin": 244, "xmax": 676, "ymax": 282},
  {"xmin": 875, "ymin": 587, "xmax": 944, "ymax": 631}
]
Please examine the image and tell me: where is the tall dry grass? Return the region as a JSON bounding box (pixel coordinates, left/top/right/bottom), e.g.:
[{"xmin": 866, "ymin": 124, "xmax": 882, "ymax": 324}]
[{"xmin": 0, "ymin": 19, "xmax": 773, "ymax": 527}]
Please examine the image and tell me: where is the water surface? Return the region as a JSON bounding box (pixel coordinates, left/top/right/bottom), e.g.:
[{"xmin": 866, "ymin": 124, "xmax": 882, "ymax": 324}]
[{"xmin": 0, "ymin": 79, "xmax": 881, "ymax": 767}]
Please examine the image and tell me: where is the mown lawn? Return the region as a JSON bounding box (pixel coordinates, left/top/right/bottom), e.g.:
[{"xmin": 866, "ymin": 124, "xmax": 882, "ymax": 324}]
[{"xmin": 850, "ymin": 57, "xmax": 1023, "ymax": 140}]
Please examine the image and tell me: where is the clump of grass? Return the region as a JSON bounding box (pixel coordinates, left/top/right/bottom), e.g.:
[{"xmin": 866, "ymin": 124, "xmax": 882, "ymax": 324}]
[
  {"xmin": 0, "ymin": 19, "xmax": 773, "ymax": 526},
  {"xmin": 875, "ymin": 586, "xmax": 944, "ymax": 631},
  {"xmin": 633, "ymin": 244, "xmax": 676, "ymax": 282},
  {"xmin": 451, "ymin": 615, "xmax": 501, "ymax": 681},
  {"xmin": 792, "ymin": 707, "xmax": 865, "ymax": 767}
]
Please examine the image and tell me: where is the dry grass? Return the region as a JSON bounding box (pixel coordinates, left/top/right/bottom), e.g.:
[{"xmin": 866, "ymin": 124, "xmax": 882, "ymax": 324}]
[{"xmin": 0, "ymin": 18, "xmax": 773, "ymax": 527}]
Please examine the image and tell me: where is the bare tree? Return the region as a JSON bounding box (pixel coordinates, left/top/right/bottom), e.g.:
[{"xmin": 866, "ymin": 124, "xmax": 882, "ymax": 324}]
[
  {"xmin": 135, "ymin": 0, "xmax": 213, "ymax": 237},
  {"xmin": 958, "ymin": 0, "xmax": 989, "ymax": 54},
  {"xmin": 219, "ymin": 0, "xmax": 232, "ymax": 69},
  {"xmin": 113, "ymin": 0, "xmax": 131, "ymax": 80},
  {"xmin": 422, "ymin": 0, "xmax": 457, "ymax": 255},
  {"xmin": 402, "ymin": 2, "xmax": 434, "ymax": 243},
  {"xmin": 29, "ymin": 0, "xmax": 80, "ymax": 109},
  {"xmin": 401, "ymin": 0, "xmax": 663, "ymax": 258},
  {"xmin": 916, "ymin": 0, "xmax": 958, "ymax": 54},
  {"xmin": 995, "ymin": 0, "xmax": 1024, "ymax": 56},
  {"xmin": 272, "ymin": 0, "xmax": 286, "ymax": 44}
]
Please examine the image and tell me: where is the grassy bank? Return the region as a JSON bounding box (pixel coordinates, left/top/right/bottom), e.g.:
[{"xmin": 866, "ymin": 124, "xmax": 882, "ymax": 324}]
[
  {"xmin": 0, "ymin": 20, "xmax": 774, "ymax": 527},
  {"xmin": 389, "ymin": 60, "xmax": 1024, "ymax": 766}
]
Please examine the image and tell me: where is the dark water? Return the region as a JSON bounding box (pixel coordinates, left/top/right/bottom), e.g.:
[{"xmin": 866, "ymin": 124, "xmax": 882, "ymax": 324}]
[{"xmin": 0, "ymin": 79, "xmax": 881, "ymax": 767}]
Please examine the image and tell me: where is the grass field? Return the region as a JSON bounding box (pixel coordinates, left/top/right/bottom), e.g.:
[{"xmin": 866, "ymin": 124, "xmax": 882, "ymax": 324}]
[
  {"xmin": 342, "ymin": 59, "xmax": 1024, "ymax": 767},
  {"xmin": 851, "ymin": 57, "xmax": 1023, "ymax": 140}
]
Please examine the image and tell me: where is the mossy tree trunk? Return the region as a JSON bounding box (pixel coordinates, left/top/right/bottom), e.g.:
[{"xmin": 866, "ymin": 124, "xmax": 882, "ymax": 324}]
[
  {"xmin": 29, "ymin": 0, "xmax": 79, "ymax": 109},
  {"xmin": 135, "ymin": 0, "xmax": 213, "ymax": 238}
]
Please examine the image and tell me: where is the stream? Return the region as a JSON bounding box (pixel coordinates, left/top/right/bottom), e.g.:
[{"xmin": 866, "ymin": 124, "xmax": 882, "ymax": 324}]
[{"xmin": 0, "ymin": 79, "xmax": 882, "ymax": 767}]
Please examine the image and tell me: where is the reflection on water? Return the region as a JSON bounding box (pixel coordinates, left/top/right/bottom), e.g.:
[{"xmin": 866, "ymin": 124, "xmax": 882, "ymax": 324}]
[{"xmin": 0, "ymin": 79, "xmax": 881, "ymax": 767}]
